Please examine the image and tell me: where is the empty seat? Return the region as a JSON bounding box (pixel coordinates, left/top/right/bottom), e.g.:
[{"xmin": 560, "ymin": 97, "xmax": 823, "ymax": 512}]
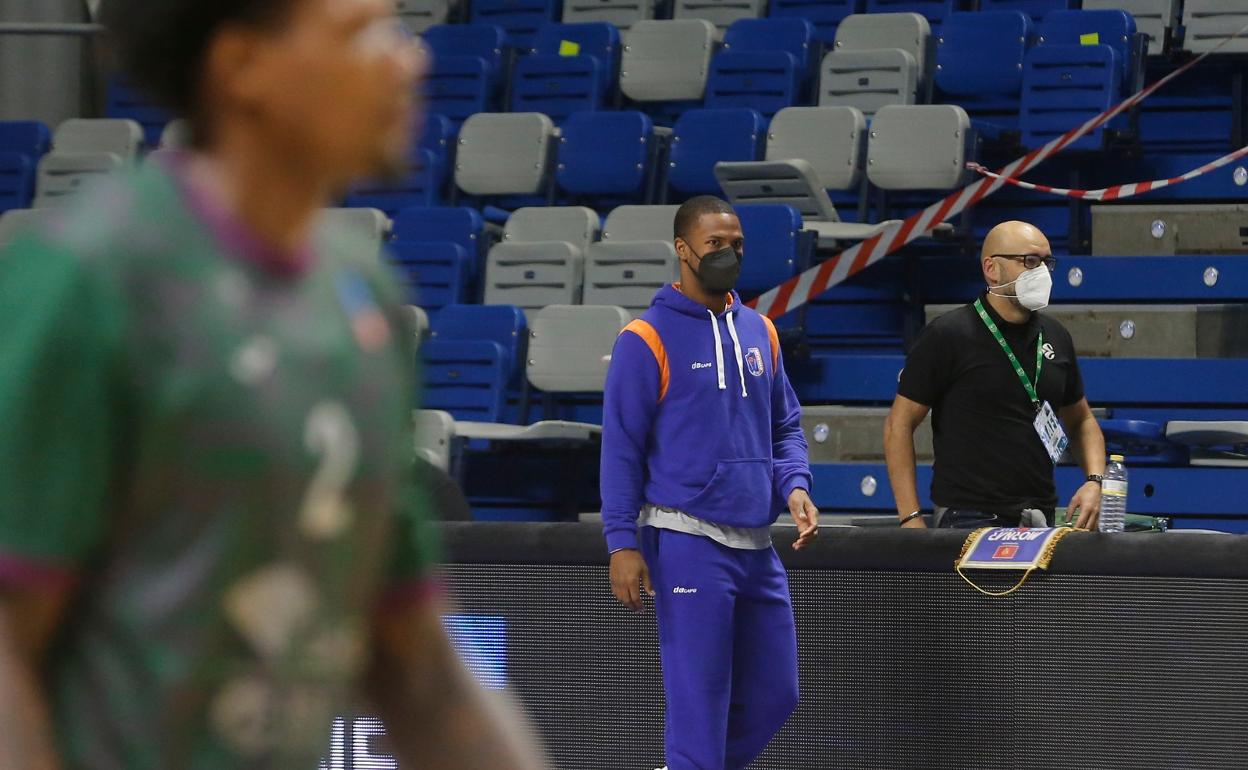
[
  {"xmin": 425, "ymin": 57, "xmax": 495, "ymax": 126},
  {"xmin": 455, "ymin": 113, "xmax": 557, "ymax": 196},
  {"xmin": 510, "ymin": 57, "xmax": 606, "ymax": 122},
  {"xmin": 421, "ymin": 340, "xmax": 511, "ymax": 422},
  {"xmin": 471, "ymin": 0, "xmax": 560, "ymax": 49},
  {"xmin": 978, "ymin": 0, "xmax": 1074, "ymax": 23},
  {"xmin": 393, "ymin": 206, "xmax": 487, "ymax": 261},
  {"xmin": 431, "ymin": 303, "xmax": 528, "ymax": 379},
  {"xmin": 1020, "ymin": 44, "xmax": 1122, "ymax": 151},
  {"xmin": 585, "ymin": 204, "xmax": 679, "ymax": 314},
  {"xmin": 454, "ymin": 305, "xmax": 631, "ymax": 440},
  {"xmin": 936, "ymin": 11, "xmax": 1031, "ymax": 100},
  {"xmin": 582, "ymin": 249, "xmax": 678, "ymax": 315},
  {"xmin": 533, "ymin": 21, "xmax": 621, "ymax": 89},
  {"xmin": 620, "ymin": 19, "xmax": 717, "ymax": 103},
  {"xmin": 34, "ymin": 153, "xmax": 125, "ymax": 208},
  {"xmin": 316, "ymin": 208, "xmax": 391, "ymax": 259},
  {"xmin": 1181, "ymin": 0, "xmax": 1248, "ymax": 55},
  {"xmin": 484, "ymin": 242, "xmax": 585, "ymax": 316},
  {"xmin": 0, "ymin": 155, "xmax": 34, "ymax": 214},
  {"xmin": 600, "ymin": 204, "xmax": 682, "ymax": 242},
  {"xmin": 866, "ymin": 104, "xmax": 971, "ymax": 190},
  {"xmin": 105, "ymin": 79, "xmax": 171, "ymax": 148},
  {"xmin": 503, "ymin": 206, "xmax": 600, "ymax": 252},
  {"xmin": 1084, "ymin": 0, "xmax": 1177, "ymax": 56},
  {"xmin": 397, "ymin": 0, "xmax": 453, "ymax": 33},
  {"xmin": 0, "ymin": 121, "xmax": 51, "ymax": 162},
  {"xmin": 390, "ymin": 242, "xmax": 473, "ymax": 310},
  {"xmin": 159, "ymin": 119, "xmax": 190, "ymax": 149},
  {"xmin": 834, "ymin": 12, "xmax": 933, "ymax": 91},
  {"xmin": 557, "ymin": 111, "xmax": 660, "ymax": 203},
  {"xmin": 52, "ymin": 118, "xmax": 144, "ymax": 157},
  {"xmin": 765, "ymin": 106, "xmax": 866, "ymax": 191},
  {"xmin": 563, "ymin": 0, "xmax": 656, "ymax": 28},
  {"xmin": 674, "ymin": 0, "xmax": 767, "ymax": 30},
  {"xmin": 668, "ymin": 108, "xmax": 765, "ymax": 196},
  {"xmin": 423, "ymin": 24, "xmax": 507, "ymax": 83},
  {"xmin": 865, "ymin": 0, "xmax": 965, "ymax": 28},
  {"xmin": 769, "ymin": 0, "xmax": 861, "ymax": 45},
  {"xmin": 819, "ymin": 48, "xmax": 919, "ymax": 115},
  {"xmin": 345, "ymin": 149, "xmax": 442, "ymax": 215},
  {"xmin": 705, "ymin": 19, "xmax": 816, "ymax": 117},
  {"xmin": 1037, "ymin": 9, "xmax": 1137, "ymax": 82},
  {"xmin": 735, "ymin": 203, "xmax": 804, "ymax": 300},
  {"xmin": 406, "ymin": 305, "xmax": 431, "ymax": 345}
]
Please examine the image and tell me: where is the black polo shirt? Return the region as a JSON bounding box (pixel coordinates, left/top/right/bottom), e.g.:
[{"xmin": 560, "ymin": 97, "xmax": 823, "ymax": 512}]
[{"xmin": 897, "ymin": 293, "xmax": 1085, "ymax": 516}]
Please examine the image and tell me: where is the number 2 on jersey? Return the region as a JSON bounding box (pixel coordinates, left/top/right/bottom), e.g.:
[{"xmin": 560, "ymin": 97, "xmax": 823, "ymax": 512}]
[{"xmin": 299, "ymin": 401, "xmax": 360, "ymax": 540}]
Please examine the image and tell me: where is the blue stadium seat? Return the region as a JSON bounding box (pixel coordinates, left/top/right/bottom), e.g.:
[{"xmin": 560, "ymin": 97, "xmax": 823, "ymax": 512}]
[
  {"xmin": 423, "ymin": 24, "xmax": 508, "ymax": 84},
  {"xmin": 667, "ymin": 108, "xmax": 766, "ymax": 197},
  {"xmin": 420, "ymin": 339, "xmax": 510, "ymax": 422},
  {"xmin": 0, "ymin": 154, "xmax": 34, "ymax": 214},
  {"xmin": 978, "ymin": 0, "xmax": 1076, "ymax": 24},
  {"xmin": 935, "ymin": 11, "xmax": 1032, "ymax": 132},
  {"xmin": 864, "ymin": 0, "xmax": 969, "ymax": 28},
  {"xmin": 432, "ymin": 303, "xmax": 528, "ymax": 382},
  {"xmin": 557, "ymin": 110, "xmax": 658, "ymax": 203},
  {"xmin": 769, "ymin": 0, "xmax": 861, "ymax": 45},
  {"xmin": 426, "ymin": 56, "xmax": 495, "ymax": 126},
  {"xmin": 1037, "ymin": 9, "xmax": 1137, "ymax": 82},
  {"xmin": 471, "ymin": 0, "xmax": 561, "ymax": 50},
  {"xmin": 389, "ymin": 241, "xmax": 474, "ymax": 311},
  {"xmin": 0, "ymin": 121, "xmax": 51, "ymax": 161},
  {"xmin": 532, "ymin": 22, "xmax": 621, "ymax": 91},
  {"xmin": 509, "ymin": 54, "xmax": 605, "ymax": 122},
  {"xmin": 344, "ymin": 148, "xmax": 442, "ymax": 215},
  {"xmin": 704, "ymin": 19, "xmax": 816, "ymax": 117},
  {"xmin": 105, "ymin": 79, "xmax": 170, "ymax": 148},
  {"xmin": 735, "ymin": 203, "xmax": 805, "ymax": 301},
  {"xmin": 1020, "ymin": 43, "xmax": 1122, "ymax": 151},
  {"xmin": 393, "ymin": 205, "xmax": 489, "ymax": 272}
]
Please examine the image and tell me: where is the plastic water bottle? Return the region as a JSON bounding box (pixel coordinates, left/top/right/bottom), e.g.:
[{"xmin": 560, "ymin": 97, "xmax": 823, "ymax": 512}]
[{"xmin": 1099, "ymin": 454, "xmax": 1128, "ymax": 533}]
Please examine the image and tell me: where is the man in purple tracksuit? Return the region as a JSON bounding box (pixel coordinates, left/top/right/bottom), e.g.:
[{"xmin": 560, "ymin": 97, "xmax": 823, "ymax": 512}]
[{"xmin": 600, "ymin": 196, "xmax": 819, "ymax": 770}]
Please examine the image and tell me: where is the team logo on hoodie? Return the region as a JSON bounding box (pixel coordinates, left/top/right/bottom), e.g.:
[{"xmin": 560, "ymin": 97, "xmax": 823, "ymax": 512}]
[{"xmin": 745, "ymin": 347, "xmax": 765, "ymax": 377}]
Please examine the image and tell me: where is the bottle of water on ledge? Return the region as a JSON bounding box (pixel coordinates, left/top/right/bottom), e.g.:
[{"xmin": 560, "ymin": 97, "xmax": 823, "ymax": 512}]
[{"xmin": 1099, "ymin": 455, "xmax": 1128, "ymax": 533}]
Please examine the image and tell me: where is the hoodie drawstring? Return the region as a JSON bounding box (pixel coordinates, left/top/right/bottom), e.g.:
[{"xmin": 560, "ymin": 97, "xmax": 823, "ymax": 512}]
[
  {"xmin": 708, "ymin": 309, "xmax": 726, "ymax": 390},
  {"xmin": 725, "ymin": 311, "xmax": 748, "ymax": 398}
]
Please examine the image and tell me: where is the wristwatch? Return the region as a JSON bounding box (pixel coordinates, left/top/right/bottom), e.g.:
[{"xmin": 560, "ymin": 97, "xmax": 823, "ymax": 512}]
[{"xmin": 1086, "ymin": 474, "xmax": 1104, "ymax": 485}]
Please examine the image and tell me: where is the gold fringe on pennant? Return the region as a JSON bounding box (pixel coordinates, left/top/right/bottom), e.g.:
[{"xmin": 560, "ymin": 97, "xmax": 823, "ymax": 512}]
[{"xmin": 955, "ymin": 527, "xmax": 1080, "ymax": 598}]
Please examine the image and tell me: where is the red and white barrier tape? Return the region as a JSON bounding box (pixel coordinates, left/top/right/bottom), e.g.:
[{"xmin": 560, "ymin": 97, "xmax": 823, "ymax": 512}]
[
  {"xmin": 966, "ymin": 144, "xmax": 1248, "ymax": 201},
  {"xmin": 746, "ymin": 23, "xmax": 1248, "ymax": 319}
]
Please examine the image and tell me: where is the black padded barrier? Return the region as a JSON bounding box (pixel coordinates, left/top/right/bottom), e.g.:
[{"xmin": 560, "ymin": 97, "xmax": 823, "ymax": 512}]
[{"xmin": 440, "ymin": 523, "xmax": 1248, "ymax": 770}]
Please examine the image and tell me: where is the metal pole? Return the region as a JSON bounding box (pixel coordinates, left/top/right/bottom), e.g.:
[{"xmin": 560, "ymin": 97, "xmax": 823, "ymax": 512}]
[{"xmin": 0, "ymin": 22, "xmax": 105, "ymax": 36}]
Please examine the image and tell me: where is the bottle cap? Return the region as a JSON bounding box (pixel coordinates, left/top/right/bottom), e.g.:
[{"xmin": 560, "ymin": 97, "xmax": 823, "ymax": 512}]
[{"xmin": 1110, "ymin": 454, "xmax": 1125, "ymax": 462}]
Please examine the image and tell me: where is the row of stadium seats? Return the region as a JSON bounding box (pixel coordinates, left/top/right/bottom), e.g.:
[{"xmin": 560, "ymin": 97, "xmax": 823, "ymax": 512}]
[{"xmin": 399, "ymin": 0, "xmax": 1244, "ymax": 57}]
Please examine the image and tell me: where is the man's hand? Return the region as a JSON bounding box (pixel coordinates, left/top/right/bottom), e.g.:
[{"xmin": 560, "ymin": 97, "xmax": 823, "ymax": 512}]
[
  {"xmin": 609, "ymin": 549, "xmax": 652, "ymax": 611},
  {"xmin": 788, "ymin": 488, "xmax": 819, "ymax": 550},
  {"xmin": 1065, "ymin": 481, "xmax": 1103, "ymax": 529}
]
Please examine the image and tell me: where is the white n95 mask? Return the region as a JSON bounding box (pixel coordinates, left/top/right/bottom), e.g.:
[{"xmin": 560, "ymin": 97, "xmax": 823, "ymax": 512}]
[{"xmin": 990, "ymin": 265, "xmax": 1052, "ymax": 311}]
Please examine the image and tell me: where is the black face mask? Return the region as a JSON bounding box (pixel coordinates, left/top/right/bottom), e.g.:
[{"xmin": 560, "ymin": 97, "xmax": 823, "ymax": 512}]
[{"xmin": 685, "ymin": 244, "xmax": 742, "ymax": 294}]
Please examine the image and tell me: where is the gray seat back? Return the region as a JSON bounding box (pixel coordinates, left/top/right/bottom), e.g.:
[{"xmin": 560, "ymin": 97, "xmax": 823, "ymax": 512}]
[
  {"xmin": 34, "ymin": 152, "xmax": 124, "ymax": 207},
  {"xmin": 673, "ymin": 0, "xmax": 765, "ymax": 30},
  {"xmin": 455, "ymin": 113, "xmax": 557, "ymax": 196},
  {"xmin": 621, "ymin": 20, "xmax": 717, "ymax": 102},
  {"xmin": 484, "ymin": 242, "xmax": 585, "ymax": 317},
  {"xmin": 866, "ymin": 104, "xmax": 971, "ymax": 190},
  {"xmin": 765, "ymin": 106, "xmax": 866, "ymax": 190},
  {"xmin": 1084, "ymin": 0, "xmax": 1178, "ymax": 55},
  {"xmin": 835, "ymin": 12, "xmax": 932, "ymax": 91},
  {"xmin": 1181, "ymin": 0, "xmax": 1248, "ymax": 54},
  {"xmin": 504, "ymin": 206, "xmax": 600, "ymax": 252},
  {"xmin": 528, "ymin": 304, "xmax": 632, "ymax": 392},
  {"xmin": 414, "ymin": 409, "xmax": 456, "ymax": 471},
  {"xmin": 317, "ymin": 207, "xmax": 392, "ymax": 258},
  {"xmin": 715, "ymin": 159, "xmax": 843, "ymax": 222},
  {"xmin": 0, "ymin": 208, "xmax": 51, "ymax": 249},
  {"xmin": 53, "ymin": 118, "xmax": 144, "ymax": 157},
  {"xmin": 584, "ymin": 242, "xmax": 679, "ymax": 316},
  {"xmin": 601, "ymin": 204, "xmax": 681, "ymax": 242},
  {"xmin": 397, "ymin": 0, "xmax": 452, "ymax": 32},
  {"xmin": 819, "ymin": 48, "xmax": 918, "ymax": 116},
  {"xmin": 563, "ymin": 0, "xmax": 655, "ymax": 27}
]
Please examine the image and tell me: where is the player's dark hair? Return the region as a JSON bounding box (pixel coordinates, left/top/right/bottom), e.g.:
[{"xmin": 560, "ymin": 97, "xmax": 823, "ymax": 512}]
[
  {"xmin": 100, "ymin": 0, "xmax": 296, "ymax": 132},
  {"xmin": 673, "ymin": 196, "xmax": 737, "ymax": 242}
]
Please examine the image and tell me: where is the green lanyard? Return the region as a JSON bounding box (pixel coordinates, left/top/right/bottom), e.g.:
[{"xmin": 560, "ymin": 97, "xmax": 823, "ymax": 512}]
[{"xmin": 974, "ymin": 298, "xmax": 1044, "ymax": 409}]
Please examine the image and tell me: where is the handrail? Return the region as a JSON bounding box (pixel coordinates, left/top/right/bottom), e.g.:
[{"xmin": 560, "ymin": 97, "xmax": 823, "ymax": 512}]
[{"xmin": 0, "ymin": 22, "xmax": 105, "ymax": 36}]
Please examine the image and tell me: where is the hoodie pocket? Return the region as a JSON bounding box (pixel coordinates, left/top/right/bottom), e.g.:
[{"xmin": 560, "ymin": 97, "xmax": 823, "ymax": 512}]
[{"xmin": 680, "ymin": 458, "xmax": 774, "ymax": 528}]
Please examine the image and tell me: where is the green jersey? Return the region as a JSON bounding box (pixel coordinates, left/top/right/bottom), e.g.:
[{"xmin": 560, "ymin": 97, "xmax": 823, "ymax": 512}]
[{"xmin": 0, "ymin": 160, "xmax": 435, "ymax": 768}]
